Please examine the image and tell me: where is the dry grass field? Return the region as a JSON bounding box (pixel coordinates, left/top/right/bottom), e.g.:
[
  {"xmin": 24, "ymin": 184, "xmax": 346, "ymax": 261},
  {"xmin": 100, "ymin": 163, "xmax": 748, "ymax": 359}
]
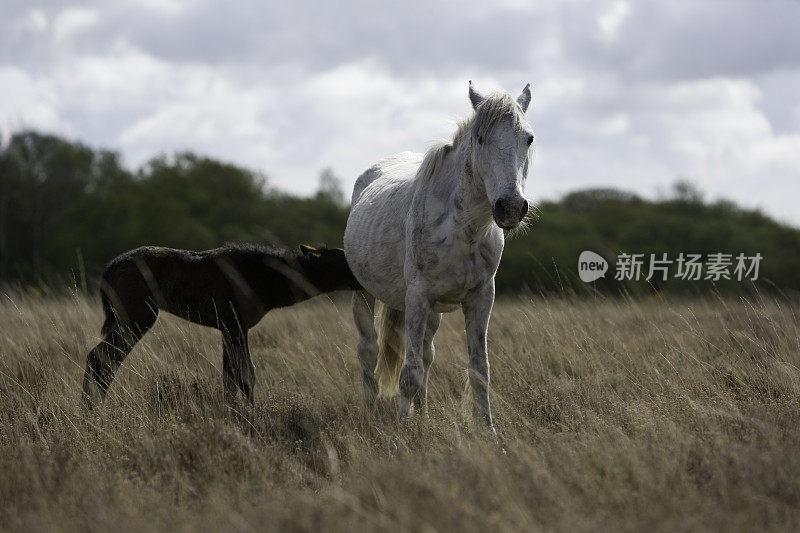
[{"xmin": 1, "ymin": 291, "xmax": 800, "ymax": 531}]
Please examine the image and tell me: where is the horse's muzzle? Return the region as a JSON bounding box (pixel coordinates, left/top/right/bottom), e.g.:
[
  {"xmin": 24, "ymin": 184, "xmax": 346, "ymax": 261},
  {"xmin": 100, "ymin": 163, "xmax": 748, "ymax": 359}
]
[{"xmin": 493, "ymin": 197, "xmax": 528, "ymax": 230}]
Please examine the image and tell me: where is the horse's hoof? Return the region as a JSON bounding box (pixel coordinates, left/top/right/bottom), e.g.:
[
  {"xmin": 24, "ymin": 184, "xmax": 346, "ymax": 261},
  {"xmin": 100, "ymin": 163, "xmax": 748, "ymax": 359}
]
[
  {"xmin": 479, "ymin": 424, "xmax": 499, "ymax": 443},
  {"xmin": 397, "ymin": 397, "xmax": 412, "ymax": 421}
]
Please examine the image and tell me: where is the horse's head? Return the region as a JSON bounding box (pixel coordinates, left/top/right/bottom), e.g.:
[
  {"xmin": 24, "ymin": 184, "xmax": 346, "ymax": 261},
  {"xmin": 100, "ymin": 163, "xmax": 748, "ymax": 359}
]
[
  {"xmin": 468, "ymin": 81, "xmax": 534, "ymax": 230},
  {"xmin": 299, "ymin": 245, "xmax": 363, "ymax": 292}
]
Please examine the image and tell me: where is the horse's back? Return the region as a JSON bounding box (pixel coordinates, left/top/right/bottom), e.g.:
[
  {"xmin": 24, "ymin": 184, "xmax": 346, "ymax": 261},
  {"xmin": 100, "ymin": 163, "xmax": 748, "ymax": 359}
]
[
  {"xmin": 345, "ymin": 152, "xmax": 423, "ymax": 309},
  {"xmin": 350, "ymin": 151, "xmax": 422, "ymax": 204}
]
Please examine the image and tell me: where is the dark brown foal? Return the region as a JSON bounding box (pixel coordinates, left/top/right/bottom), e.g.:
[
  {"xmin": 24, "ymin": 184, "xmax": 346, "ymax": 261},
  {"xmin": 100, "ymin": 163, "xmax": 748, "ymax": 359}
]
[{"xmin": 82, "ymin": 244, "xmax": 360, "ymax": 406}]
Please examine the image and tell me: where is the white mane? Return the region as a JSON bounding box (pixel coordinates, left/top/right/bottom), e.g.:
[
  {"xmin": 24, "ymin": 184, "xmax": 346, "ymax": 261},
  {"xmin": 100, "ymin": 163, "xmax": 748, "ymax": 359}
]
[{"xmin": 414, "ymin": 92, "xmax": 529, "ymax": 187}]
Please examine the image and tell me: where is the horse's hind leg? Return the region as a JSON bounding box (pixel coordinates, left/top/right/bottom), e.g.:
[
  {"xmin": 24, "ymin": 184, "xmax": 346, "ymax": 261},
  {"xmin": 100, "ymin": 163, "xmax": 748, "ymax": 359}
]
[
  {"xmin": 352, "ymin": 291, "xmax": 378, "ymax": 412},
  {"xmin": 222, "ymin": 329, "xmax": 255, "ymax": 404},
  {"xmin": 414, "ymin": 312, "xmax": 442, "ymax": 413},
  {"xmin": 82, "ymin": 314, "xmax": 156, "ymax": 406}
]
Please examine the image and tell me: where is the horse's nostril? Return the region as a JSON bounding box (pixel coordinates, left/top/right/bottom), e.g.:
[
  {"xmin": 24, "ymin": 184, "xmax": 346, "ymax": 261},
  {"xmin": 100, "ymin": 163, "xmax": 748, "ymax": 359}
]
[
  {"xmin": 493, "ymin": 199, "xmax": 506, "ymax": 217},
  {"xmin": 520, "ymin": 200, "xmax": 529, "ymax": 219}
]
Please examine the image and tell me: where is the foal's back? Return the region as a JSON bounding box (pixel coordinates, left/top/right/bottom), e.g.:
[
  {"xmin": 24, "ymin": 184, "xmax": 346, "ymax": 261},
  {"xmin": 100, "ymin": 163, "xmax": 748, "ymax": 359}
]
[{"xmin": 102, "ymin": 246, "xmax": 266, "ymax": 330}]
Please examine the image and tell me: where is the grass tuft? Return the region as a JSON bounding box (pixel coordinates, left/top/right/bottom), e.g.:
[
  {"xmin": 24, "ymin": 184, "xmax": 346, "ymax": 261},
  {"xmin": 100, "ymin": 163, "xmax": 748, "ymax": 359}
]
[{"xmin": 1, "ymin": 293, "xmax": 799, "ymax": 530}]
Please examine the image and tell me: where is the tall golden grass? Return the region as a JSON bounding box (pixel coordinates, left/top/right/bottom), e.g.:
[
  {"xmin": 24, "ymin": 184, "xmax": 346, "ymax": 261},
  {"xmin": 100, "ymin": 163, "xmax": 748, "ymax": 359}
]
[{"xmin": 1, "ymin": 292, "xmax": 799, "ymax": 531}]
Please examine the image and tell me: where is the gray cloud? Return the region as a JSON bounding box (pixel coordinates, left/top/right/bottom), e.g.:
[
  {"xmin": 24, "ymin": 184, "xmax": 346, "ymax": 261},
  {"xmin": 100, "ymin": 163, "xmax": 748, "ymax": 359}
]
[
  {"xmin": 2, "ymin": 1, "xmax": 551, "ymax": 74},
  {"xmin": 1, "ymin": 0, "xmax": 799, "ymax": 225},
  {"xmin": 559, "ymin": 1, "xmax": 800, "ymax": 80}
]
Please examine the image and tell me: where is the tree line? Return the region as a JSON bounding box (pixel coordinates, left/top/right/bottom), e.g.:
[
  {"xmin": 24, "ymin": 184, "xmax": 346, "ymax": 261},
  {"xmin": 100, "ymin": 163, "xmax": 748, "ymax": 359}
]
[{"xmin": 1, "ymin": 130, "xmax": 798, "ymax": 296}]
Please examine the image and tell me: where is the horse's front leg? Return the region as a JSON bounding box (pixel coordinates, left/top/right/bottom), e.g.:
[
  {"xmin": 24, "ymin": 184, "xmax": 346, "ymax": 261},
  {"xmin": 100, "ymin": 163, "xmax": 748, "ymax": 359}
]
[
  {"xmin": 462, "ymin": 280, "xmax": 496, "ymax": 433},
  {"xmin": 414, "ymin": 312, "xmax": 442, "ymax": 413},
  {"xmin": 399, "ymin": 284, "xmax": 432, "ymax": 419}
]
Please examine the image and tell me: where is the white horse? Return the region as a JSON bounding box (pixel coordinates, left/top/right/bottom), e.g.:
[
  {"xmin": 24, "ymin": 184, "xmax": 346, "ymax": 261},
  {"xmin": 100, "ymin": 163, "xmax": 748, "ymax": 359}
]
[{"xmin": 344, "ymin": 81, "xmax": 533, "ymax": 432}]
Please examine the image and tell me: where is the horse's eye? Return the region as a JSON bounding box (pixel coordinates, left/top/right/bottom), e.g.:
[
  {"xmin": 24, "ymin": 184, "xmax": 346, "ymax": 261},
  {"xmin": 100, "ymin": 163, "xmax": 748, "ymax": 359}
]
[
  {"xmin": 526, "ymin": 134, "xmax": 534, "ymax": 146},
  {"xmin": 477, "ymin": 135, "xmax": 483, "ymax": 145}
]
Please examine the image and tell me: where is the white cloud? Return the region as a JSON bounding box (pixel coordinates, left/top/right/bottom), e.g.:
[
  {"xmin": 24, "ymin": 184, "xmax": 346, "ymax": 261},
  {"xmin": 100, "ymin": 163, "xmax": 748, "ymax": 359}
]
[
  {"xmin": 130, "ymin": 0, "xmax": 191, "ymax": 15},
  {"xmin": 597, "ymin": 0, "xmax": 630, "ymax": 42},
  {"xmin": 531, "ymin": 74, "xmax": 800, "ymax": 224},
  {"xmin": 0, "ymin": 67, "xmax": 67, "ymax": 137},
  {"xmin": 117, "ymin": 65, "xmax": 277, "ymax": 170},
  {"xmin": 52, "ymin": 8, "xmax": 99, "ymax": 42},
  {"xmin": 25, "ymin": 9, "xmax": 48, "ymax": 32}
]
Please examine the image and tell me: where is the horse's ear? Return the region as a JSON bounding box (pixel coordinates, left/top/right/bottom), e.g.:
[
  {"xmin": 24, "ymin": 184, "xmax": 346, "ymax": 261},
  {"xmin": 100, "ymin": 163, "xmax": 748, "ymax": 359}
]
[
  {"xmin": 299, "ymin": 244, "xmax": 315, "ymax": 256},
  {"xmin": 469, "ymin": 80, "xmax": 484, "ymax": 110},
  {"xmin": 517, "ymin": 83, "xmax": 531, "ymax": 113}
]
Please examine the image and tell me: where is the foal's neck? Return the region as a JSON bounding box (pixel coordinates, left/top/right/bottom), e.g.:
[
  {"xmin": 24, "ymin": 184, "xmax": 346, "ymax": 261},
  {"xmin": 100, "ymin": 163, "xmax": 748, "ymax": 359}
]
[{"xmin": 254, "ymin": 253, "xmax": 319, "ymax": 304}]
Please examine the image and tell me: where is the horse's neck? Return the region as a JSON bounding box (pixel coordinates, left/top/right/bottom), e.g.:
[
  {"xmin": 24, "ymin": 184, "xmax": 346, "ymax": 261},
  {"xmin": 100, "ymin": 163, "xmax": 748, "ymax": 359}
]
[{"xmin": 444, "ymin": 144, "xmax": 494, "ymax": 237}]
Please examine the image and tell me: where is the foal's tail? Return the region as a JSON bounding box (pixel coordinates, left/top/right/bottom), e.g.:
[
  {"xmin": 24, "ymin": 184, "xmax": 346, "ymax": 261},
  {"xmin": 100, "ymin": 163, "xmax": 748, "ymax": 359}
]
[
  {"xmin": 99, "ymin": 287, "xmax": 116, "ymax": 335},
  {"xmin": 374, "ymin": 304, "xmax": 405, "ymax": 395}
]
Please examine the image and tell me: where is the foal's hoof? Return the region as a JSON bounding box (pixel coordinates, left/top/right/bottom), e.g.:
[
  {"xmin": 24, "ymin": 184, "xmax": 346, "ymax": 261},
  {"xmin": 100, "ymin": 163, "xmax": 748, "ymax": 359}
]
[
  {"xmin": 81, "ymin": 382, "xmax": 104, "ymax": 410},
  {"xmin": 80, "ymin": 393, "xmax": 96, "ymax": 411}
]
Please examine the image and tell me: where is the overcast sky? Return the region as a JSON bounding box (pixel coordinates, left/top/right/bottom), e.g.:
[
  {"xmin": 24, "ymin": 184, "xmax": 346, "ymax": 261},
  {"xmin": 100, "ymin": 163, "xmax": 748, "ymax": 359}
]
[{"xmin": 2, "ymin": 0, "xmax": 799, "ymax": 225}]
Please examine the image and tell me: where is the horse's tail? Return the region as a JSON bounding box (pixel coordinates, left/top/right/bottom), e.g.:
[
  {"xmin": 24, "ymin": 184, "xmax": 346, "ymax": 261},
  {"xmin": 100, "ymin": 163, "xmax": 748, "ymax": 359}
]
[{"xmin": 374, "ymin": 304, "xmax": 405, "ymax": 395}]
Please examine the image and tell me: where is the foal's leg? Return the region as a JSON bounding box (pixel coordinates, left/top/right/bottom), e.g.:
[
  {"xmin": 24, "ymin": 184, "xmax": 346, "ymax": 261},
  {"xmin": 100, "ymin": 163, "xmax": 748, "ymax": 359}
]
[
  {"xmin": 462, "ymin": 280, "xmax": 496, "ymax": 433},
  {"xmin": 82, "ymin": 315, "xmax": 156, "ymax": 406},
  {"xmin": 413, "ymin": 312, "xmax": 442, "ymax": 413},
  {"xmin": 222, "ymin": 328, "xmax": 255, "ymax": 404},
  {"xmin": 221, "ymin": 340, "xmax": 238, "ymax": 403},
  {"xmin": 352, "ymin": 291, "xmax": 379, "ymax": 412},
  {"xmin": 398, "ymin": 285, "xmax": 431, "ymax": 419},
  {"xmin": 238, "ymin": 334, "xmax": 255, "ymax": 404}
]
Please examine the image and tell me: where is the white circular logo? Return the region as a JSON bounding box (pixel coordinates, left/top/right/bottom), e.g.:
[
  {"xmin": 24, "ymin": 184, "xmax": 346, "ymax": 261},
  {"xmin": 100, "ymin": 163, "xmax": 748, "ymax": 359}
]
[{"xmin": 578, "ymin": 251, "xmax": 608, "ymax": 282}]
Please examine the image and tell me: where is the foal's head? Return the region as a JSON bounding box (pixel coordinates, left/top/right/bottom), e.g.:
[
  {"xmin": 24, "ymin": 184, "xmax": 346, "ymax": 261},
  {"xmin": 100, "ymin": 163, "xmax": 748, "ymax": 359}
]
[
  {"xmin": 467, "ymin": 81, "xmax": 534, "ymax": 230},
  {"xmin": 298, "ymin": 245, "xmax": 362, "ymax": 293}
]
